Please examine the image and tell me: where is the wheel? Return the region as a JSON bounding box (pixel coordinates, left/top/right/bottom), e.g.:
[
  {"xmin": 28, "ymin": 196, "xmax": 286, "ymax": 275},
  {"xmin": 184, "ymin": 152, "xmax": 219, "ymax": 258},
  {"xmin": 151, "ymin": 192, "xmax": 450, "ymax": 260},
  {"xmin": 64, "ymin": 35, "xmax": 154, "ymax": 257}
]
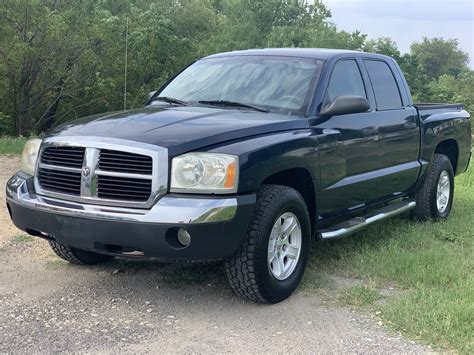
[
  {"xmin": 411, "ymin": 154, "xmax": 454, "ymax": 221},
  {"xmin": 49, "ymin": 241, "xmax": 114, "ymax": 265},
  {"xmin": 225, "ymin": 184, "xmax": 311, "ymax": 303}
]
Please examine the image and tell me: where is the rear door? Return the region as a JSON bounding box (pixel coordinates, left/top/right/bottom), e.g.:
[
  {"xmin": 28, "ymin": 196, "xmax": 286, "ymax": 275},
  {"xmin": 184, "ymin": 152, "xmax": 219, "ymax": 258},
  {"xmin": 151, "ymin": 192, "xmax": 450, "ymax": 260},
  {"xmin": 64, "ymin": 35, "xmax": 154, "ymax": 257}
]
[{"xmin": 362, "ymin": 59, "xmax": 421, "ymax": 192}]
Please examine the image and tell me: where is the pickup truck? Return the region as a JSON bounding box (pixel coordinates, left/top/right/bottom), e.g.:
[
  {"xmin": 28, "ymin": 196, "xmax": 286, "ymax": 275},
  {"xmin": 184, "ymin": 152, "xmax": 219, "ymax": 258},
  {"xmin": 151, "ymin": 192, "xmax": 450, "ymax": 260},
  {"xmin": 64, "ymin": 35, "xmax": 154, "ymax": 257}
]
[{"xmin": 6, "ymin": 49, "xmax": 471, "ymax": 303}]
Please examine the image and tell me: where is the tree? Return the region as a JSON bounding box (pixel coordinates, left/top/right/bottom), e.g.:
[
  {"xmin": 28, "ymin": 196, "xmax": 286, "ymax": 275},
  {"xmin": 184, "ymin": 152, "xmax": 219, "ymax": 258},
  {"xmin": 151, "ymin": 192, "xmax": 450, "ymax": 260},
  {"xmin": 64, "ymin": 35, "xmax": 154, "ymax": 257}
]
[
  {"xmin": 0, "ymin": 1, "xmax": 471, "ymax": 136},
  {"xmin": 0, "ymin": 0, "xmax": 109, "ymax": 134},
  {"xmin": 410, "ymin": 38, "xmax": 469, "ymax": 80},
  {"xmin": 363, "ymin": 37, "xmax": 401, "ymax": 61},
  {"xmin": 426, "ymin": 71, "xmax": 474, "ymax": 113}
]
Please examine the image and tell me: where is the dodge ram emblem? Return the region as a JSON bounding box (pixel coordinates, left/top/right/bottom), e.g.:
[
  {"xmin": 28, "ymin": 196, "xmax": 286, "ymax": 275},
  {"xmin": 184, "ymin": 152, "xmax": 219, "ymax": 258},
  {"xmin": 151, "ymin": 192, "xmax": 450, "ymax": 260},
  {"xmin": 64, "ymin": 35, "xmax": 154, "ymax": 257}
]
[{"xmin": 82, "ymin": 167, "xmax": 91, "ymax": 178}]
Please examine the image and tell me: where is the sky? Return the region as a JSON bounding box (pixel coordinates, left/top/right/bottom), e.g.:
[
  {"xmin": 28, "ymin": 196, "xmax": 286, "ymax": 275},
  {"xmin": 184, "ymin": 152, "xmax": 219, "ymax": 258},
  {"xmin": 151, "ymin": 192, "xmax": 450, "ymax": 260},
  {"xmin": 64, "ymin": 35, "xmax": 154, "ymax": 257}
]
[{"xmin": 322, "ymin": 0, "xmax": 474, "ymax": 68}]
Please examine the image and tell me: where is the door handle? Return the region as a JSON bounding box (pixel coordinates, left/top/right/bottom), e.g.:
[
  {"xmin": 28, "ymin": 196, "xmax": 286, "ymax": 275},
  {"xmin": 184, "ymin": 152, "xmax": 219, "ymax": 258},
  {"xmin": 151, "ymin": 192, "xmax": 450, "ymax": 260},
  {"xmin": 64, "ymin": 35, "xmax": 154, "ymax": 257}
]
[{"xmin": 322, "ymin": 128, "xmax": 341, "ymax": 136}]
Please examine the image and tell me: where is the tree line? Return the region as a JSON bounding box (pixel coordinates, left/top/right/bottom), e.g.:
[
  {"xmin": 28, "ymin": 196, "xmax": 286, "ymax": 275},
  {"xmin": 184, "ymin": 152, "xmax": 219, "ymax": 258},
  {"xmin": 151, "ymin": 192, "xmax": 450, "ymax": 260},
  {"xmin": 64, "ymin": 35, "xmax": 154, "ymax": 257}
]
[{"xmin": 0, "ymin": 0, "xmax": 472, "ymax": 136}]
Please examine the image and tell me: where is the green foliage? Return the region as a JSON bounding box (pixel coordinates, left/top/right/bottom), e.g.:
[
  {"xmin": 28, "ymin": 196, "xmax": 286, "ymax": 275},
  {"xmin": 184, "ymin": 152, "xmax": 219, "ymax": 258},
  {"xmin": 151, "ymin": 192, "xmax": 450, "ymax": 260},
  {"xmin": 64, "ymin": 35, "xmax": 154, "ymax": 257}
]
[
  {"xmin": 427, "ymin": 71, "xmax": 474, "ymax": 113},
  {"xmin": 407, "ymin": 38, "xmax": 471, "ymax": 106},
  {"xmin": 0, "ymin": 1, "xmax": 472, "ymax": 136},
  {"xmin": 363, "ymin": 37, "xmax": 401, "ymax": 61},
  {"xmin": 0, "ymin": 136, "xmax": 28, "ymax": 155},
  {"xmin": 411, "ymin": 38, "xmax": 469, "ymax": 80}
]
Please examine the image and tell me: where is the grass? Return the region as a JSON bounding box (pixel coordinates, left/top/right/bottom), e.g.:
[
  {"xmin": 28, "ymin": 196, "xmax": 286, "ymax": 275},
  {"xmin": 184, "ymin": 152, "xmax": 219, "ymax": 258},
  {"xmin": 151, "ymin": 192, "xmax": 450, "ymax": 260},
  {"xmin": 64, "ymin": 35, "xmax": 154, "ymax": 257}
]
[
  {"xmin": 11, "ymin": 234, "xmax": 35, "ymax": 244},
  {"xmin": 0, "ymin": 136, "xmax": 29, "ymax": 155},
  {"xmin": 340, "ymin": 285, "xmax": 380, "ymax": 307},
  {"xmin": 303, "ymin": 165, "xmax": 474, "ymax": 353}
]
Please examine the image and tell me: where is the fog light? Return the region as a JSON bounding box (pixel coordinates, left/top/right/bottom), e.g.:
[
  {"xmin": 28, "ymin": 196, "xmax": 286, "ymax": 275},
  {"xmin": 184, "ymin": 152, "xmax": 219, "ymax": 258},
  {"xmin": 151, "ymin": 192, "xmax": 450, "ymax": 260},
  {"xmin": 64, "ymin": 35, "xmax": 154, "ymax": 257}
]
[{"xmin": 177, "ymin": 228, "xmax": 191, "ymax": 247}]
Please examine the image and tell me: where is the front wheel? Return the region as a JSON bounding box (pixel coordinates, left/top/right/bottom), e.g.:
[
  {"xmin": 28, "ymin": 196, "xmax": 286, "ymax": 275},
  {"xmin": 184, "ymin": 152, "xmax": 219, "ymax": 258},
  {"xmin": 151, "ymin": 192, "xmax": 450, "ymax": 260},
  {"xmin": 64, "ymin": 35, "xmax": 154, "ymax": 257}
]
[
  {"xmin": 411, "ymin": 154, "xmax": 455, "ymax": 221},
  {"xmin": 225, "ymin": 185, "xmax": 311, "ymax": 303},
  {"xmin": 49, "ymin": 241, "xmax": 114, "ymax": 265}
]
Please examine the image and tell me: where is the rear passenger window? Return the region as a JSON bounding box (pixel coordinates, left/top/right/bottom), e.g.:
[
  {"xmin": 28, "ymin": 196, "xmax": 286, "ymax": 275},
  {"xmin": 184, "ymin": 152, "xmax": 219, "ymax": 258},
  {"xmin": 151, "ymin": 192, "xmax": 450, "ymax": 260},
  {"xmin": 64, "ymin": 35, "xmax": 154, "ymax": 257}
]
[
  {"xmin": 326, "ymin": 60, "xmax": 366, "ymax": 102},
  {"xmin": 364, "ymin": 60, "xmax": 403, "ymax": 110}
]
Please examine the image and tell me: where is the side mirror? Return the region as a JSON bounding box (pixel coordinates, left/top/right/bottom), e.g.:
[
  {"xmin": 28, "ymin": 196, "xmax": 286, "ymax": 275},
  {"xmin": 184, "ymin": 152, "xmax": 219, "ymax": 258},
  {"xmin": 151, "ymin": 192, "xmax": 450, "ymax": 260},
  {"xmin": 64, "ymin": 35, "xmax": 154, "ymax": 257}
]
[
  {"xmin": 145, "ymin": 90, "xmax": 158, "ymax": 105},
  {"xmin": 320, "ymin": 95, "xmax": 370, "ymax": 117}
]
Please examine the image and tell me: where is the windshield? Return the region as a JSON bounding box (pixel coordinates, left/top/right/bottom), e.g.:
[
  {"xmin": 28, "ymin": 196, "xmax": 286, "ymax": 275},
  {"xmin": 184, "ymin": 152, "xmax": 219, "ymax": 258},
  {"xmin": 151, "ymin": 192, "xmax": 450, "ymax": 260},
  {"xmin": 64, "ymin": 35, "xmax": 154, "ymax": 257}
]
[{"xmin": 156, "ymin": 56, "xmax": 324, "ymax": 115}]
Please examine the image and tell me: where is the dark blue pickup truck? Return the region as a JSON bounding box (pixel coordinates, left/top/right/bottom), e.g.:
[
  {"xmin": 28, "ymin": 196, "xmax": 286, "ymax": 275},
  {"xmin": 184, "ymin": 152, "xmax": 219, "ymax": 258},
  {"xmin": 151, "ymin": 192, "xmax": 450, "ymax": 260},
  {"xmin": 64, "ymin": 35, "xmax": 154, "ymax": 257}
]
[{"xmin": 6, "ymin": 49, "xmax": 471, "ymax": 303}]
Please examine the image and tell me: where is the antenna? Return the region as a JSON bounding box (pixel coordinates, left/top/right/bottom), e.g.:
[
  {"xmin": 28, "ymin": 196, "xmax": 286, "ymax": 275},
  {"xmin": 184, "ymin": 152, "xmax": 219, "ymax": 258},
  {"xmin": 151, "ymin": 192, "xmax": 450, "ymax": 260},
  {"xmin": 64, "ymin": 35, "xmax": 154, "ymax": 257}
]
[{"xmin": 123, "ymin": 17, "xmax": 129, "ymax": 110}]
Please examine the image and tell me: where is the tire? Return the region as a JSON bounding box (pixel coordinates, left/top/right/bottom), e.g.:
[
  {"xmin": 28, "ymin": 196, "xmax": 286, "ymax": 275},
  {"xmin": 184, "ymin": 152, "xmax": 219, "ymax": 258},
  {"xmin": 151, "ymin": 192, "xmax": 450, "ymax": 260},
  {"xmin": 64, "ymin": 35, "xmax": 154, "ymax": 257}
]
[
  {"xmin": 225, "ymin": 184, "xmax": 311, "ymax": 303},
  {"xmin": 411, "ymin": 154, "xmax": 454, "ymax": 221},
  {"xmin": 49, "ymin": 241, "xmax": 114, "ymax": 265}
]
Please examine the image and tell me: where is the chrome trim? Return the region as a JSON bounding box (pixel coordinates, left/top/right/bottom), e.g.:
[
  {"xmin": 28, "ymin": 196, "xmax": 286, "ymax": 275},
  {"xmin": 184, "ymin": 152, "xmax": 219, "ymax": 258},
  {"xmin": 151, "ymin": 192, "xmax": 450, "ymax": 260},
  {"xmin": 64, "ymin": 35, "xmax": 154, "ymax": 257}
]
[
  {"xmin": 38, "ymin": 163, "xmax": 82, "ymax": 173},
  {"xmin": 94, "ymin": 170, "xmax": 153, "ymax": 180},
  {"xmin": 81, "ymin": 148, "xmax": 99, "ymax": 197},
  {"xmin": 8, "ymin": 175, "xmax": 251, "ymax": 224},
  {"xmin": 34, "ymin": 136, "xmax": 168, "ymax": 209},
  {"xmin": 320, "ymin": 201, "xmax": 416, "ymax": 239}
]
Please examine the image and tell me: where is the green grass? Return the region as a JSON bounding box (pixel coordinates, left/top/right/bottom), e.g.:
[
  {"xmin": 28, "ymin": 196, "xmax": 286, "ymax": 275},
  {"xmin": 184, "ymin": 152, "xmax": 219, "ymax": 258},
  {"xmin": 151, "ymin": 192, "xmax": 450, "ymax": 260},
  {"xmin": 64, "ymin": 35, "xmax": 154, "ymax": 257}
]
[
  {"xmin": 304, "ymin": 165, "xmax": 474, "ymax": 353},
  {"xmin": 0, "ymin": 136, "xmax": 28, "ymax": 155},
  {"xmin": 341, "ymin": 285, "xmax": 380, "ymax": 307},
  {"xmin": 11, "ymin": 234, "xmax": 35, "ymax": 244}
]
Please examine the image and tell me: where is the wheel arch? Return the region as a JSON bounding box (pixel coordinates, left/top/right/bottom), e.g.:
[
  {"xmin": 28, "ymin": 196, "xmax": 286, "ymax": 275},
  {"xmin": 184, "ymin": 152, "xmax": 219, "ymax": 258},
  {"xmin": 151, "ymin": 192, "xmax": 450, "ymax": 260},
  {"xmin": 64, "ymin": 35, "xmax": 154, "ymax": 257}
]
[
  {"xmin": 261, "ymin": 167, "xmax": 317, "ymax": 235},
  {"xmin": 434, "ymin": 139, "xmax": 459, "ymax": 174}
]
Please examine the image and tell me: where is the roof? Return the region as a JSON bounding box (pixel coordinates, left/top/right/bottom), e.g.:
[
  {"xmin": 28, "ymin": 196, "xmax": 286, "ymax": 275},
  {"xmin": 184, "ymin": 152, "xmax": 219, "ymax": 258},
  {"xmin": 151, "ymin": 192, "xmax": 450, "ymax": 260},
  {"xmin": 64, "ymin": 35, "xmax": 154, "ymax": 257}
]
[{"xmin": 204, "ymin": 48, "xmax": 391, "ymax": 61}]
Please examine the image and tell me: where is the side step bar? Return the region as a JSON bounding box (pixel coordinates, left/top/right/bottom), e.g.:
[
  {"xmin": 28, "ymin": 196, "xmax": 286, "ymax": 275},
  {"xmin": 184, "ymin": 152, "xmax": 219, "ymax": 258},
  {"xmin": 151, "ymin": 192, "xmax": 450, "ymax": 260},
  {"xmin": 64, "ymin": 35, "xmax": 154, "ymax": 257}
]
[{"xmin": 318, "ymin": 200, "xmax": 416, "ymax": 240}]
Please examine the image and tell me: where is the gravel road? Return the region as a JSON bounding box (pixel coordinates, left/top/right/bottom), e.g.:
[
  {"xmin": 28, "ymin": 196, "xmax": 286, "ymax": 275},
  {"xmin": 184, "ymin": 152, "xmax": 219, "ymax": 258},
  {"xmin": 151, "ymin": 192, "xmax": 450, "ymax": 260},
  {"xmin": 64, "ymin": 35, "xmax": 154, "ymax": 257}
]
[{"xmin": 0, "ymin": 156, "xmax": 431, "ymax": 353}]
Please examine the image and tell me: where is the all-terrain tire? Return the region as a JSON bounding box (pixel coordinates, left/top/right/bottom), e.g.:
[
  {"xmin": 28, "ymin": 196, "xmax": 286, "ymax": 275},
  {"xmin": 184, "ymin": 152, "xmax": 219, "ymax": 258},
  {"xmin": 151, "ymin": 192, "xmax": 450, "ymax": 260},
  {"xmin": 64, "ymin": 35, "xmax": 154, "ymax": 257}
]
[
  {"xmin": 49, "ymin": 241, "xmax": 114, "ymax": 265},
  {"xmin": 411, "ymin": 154, "xmax": 454, "ymax": 221},
  {"xmin": 225, "ymin": 184, "xmax": 311, "ymax": 304}
]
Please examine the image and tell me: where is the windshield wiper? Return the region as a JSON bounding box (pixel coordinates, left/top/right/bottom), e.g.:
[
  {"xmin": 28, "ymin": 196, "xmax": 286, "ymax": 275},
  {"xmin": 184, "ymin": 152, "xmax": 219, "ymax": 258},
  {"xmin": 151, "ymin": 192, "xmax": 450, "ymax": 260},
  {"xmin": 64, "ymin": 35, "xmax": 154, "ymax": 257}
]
[
  {"xmin": 153, "ymin": 96, "xmax": 187, "ymax": 106},
  {"xmin": 198, "ymin": 100, "xmax": 268, "ymax": 113}
]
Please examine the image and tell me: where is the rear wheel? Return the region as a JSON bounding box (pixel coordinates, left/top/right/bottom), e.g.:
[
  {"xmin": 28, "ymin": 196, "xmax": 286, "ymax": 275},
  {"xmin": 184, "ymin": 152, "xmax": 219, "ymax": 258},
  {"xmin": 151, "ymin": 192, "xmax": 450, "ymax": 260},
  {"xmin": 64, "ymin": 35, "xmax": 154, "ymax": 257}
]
[
  {"xmin": 225, "ymin": 185, "xmax": 311, "ymax": 303},
  {"xmin": 49, "ymin": 241, "xmax": 114, "ymax": 265},
  {"xmin": 412, "ymin": 154, "xmax": 454, "ymax": 220}
]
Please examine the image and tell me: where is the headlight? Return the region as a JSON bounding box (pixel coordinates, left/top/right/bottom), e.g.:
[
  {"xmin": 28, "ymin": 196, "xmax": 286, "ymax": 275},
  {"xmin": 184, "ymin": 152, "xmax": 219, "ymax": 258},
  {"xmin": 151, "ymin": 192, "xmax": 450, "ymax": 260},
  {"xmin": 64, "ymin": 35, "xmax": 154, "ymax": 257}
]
[
  {"xmin": 171, "ymin": 153, "xmax": 239, "ymax": 194},
  {"xmin": 20, "ymin": 138, "xmax": 42, "ymax": 175}
]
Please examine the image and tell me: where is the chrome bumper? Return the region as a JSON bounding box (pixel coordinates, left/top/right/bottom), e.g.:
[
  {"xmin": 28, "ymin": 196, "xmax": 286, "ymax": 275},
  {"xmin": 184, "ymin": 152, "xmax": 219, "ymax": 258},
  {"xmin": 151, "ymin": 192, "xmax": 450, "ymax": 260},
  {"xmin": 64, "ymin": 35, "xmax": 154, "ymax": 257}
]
[{"xmin": 6, "ymin": 173, "xmax": 254, "ymax": 224}]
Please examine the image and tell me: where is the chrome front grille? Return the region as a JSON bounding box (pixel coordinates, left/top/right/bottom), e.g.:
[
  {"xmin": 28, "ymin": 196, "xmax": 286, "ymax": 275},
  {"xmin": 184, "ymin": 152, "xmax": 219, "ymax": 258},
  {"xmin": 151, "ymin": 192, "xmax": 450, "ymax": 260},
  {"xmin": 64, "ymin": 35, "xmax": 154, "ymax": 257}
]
[
  {"xmin": 98, "ymin": 150, "xmax": 153, "ymax": 174},
  {"xmin": 38, "ymin": 168, "xmax": 82, "ymax": 195},
  {"xmin": 41, "ymin": 146, "xmax": 85, "ymax": 168},
  {"xmin": 34, "ymin": 137, "xmax": 168, "ymax": 208},
  {"xmin": 97, "ymin": 175, "xmax": 152, "ymax": 201}
]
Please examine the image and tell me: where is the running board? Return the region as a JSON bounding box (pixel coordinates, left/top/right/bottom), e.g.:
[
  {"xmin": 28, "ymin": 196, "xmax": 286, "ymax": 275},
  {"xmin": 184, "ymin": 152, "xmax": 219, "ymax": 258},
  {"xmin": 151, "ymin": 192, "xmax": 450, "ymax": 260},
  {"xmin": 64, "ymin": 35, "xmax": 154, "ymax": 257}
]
[{"xmin": 318, "ymin": 200, "xmax": 416, "ymax": 240}]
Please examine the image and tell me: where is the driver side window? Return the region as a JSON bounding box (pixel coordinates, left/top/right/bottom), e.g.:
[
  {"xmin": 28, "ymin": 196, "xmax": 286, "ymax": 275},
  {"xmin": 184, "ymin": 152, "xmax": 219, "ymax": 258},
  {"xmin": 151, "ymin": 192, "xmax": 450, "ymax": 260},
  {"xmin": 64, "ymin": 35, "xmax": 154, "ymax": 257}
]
[{"xmin": 326, "ymin": 60, "xmax": 366, "ymax": 103}]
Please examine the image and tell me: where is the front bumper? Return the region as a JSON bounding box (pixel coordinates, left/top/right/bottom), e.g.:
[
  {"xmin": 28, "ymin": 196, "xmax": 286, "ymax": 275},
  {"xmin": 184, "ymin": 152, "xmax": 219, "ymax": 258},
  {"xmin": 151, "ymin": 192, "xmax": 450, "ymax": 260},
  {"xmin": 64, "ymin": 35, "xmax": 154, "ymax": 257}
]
[{"xmin": 6, "ymin": 173, "xmax": 256, "ymax": 260}]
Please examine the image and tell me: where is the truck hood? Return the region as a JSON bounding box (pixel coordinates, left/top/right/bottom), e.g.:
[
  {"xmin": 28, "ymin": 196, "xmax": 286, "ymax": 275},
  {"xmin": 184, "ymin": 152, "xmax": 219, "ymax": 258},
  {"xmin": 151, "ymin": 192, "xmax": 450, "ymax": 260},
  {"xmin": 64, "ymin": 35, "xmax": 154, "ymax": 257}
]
[{"xmin": 49, "ymin": 105, "xmax": 309, "ymax": 156}]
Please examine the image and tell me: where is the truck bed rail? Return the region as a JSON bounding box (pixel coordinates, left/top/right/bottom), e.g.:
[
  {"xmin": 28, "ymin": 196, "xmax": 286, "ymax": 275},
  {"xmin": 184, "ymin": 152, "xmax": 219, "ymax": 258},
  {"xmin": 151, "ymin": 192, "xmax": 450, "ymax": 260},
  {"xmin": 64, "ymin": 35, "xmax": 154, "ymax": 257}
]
[{"xmin": 415, "ymin": 103, "xmax": 464, "ymax": 111}]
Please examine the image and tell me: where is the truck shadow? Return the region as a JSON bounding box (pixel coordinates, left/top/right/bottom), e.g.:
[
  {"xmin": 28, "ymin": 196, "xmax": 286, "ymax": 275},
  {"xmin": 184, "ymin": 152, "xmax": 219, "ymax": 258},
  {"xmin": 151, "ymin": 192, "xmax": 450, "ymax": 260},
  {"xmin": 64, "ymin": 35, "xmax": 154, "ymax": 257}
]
[
  {"xmin": 89, "ymin": 216, "xmax": 416, "ymax": 293},
  {"xmin": 84, "ymin": 221, "xmax": 403, "ymax": 297},
  {"xmin": 114, "ymin": 258, "xmax": 226, "ymax": 286}
]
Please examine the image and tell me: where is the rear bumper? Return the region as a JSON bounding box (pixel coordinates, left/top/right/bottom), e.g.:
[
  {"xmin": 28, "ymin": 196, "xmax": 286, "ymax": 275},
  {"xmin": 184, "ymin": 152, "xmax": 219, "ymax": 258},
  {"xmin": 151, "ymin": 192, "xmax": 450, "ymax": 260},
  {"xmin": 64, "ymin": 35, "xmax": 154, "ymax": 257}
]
[{"xmin": 6, "ymin": 173, "xmax": 256, "ymax": 260}]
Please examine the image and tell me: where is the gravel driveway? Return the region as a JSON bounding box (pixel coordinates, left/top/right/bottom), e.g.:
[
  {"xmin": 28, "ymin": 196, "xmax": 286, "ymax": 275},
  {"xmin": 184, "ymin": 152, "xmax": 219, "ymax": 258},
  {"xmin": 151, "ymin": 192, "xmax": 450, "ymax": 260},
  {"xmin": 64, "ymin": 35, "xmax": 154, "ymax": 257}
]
[{"xmin": 0, "ymin": 156, "xmax": 430, "ymax": 353}]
